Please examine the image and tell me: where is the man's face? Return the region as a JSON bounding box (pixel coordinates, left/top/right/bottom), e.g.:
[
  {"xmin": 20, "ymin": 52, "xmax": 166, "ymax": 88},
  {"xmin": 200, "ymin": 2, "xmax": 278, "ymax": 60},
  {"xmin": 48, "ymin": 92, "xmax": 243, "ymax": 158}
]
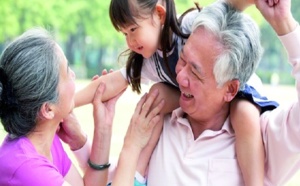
[{"xmin": 175, "ymin": 28, "xmax": 229, "ymax": 121}]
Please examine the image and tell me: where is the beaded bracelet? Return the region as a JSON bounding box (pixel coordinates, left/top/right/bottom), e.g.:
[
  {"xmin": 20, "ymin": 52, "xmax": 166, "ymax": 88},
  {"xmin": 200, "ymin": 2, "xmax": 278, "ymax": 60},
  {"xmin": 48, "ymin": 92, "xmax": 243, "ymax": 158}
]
[{"xmin": 88, "ymin": 158, "xmax": 111, "ymax": 170}]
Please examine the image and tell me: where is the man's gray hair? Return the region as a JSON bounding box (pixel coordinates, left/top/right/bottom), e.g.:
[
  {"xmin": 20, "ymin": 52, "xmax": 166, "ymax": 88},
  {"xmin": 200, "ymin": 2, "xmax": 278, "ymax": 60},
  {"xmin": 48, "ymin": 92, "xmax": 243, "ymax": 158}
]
[
  {"xmin": 0, "ymin": 28, "xmax": 60, "ymax": 137},
  {"xmin": 192, "ymin": 1, "xmax": 262, "ymax": 90}
]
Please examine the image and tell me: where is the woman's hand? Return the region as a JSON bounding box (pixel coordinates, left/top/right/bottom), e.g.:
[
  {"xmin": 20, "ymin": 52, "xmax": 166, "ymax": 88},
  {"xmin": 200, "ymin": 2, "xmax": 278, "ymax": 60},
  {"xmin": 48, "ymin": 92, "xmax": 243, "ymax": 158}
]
[
  {"xmin": 57, "ymin": 112, "xmax": 86, "ymax": 151},
  {"xmin": 124, "ymin": 89, "xmax": 165, "ymax": 151},
  {"xmin": 92, "ymin": 82, "xmax": 124, "ymax": 130}
]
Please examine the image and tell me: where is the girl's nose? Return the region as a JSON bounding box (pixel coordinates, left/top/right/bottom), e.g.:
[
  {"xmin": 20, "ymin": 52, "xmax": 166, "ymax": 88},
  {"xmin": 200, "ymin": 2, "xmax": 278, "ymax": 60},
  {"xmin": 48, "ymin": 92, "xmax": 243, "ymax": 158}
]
[{"xmin": 126, "ymin": 35, "xmax": 135, "ymax": 48}]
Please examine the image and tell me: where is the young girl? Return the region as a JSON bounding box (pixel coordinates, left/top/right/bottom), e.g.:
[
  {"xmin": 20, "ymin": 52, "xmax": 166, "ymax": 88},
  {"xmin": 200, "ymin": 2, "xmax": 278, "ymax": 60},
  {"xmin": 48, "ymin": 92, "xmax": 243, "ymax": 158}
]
[{"xmin": 75, "ymin": 0, "xmax": 279, "ymax": 185}]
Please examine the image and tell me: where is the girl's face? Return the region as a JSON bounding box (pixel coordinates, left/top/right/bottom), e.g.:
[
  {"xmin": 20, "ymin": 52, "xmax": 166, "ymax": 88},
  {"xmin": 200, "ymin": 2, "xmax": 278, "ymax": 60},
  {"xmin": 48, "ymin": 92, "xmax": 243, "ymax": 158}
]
[
  {"xmin": 56, "ymin": 44, "xmax": 76, "ymax": 118},
  {"xmin": 121, "ymin": 11, "xmax": 163, "ymax": 58}
]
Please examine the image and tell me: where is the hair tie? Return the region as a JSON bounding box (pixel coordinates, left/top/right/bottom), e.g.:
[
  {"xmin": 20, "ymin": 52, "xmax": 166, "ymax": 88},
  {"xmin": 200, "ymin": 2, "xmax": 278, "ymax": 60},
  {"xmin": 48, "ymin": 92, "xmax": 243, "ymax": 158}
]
[{"xmin": 0, "ymin": 67, "xmax": 19, "ymax": 117}]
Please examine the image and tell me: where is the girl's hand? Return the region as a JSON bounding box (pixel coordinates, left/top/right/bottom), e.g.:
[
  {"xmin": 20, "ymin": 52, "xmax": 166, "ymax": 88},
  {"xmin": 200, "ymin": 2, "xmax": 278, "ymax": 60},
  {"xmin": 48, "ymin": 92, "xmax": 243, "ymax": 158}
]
[
  {"xmin": 91, "ymin": 69, "xmax": 114, "ymax": 81},
  {"xmin": 124, "ymin": 89, "xmax": 165, "ymax": 151}
]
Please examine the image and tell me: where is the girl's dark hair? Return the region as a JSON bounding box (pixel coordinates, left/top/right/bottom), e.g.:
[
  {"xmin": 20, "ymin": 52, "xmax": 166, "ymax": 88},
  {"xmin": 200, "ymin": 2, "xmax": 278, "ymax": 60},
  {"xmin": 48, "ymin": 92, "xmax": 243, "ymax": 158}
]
[{"xmin": 109, "ymin": 0, "xmax": 200, "ymax": 93}]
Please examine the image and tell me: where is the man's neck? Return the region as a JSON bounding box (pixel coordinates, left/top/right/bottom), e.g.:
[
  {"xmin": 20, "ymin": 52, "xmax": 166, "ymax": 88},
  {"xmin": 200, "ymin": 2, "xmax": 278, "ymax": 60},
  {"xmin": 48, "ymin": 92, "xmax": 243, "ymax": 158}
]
[{"xmin": 187, "ymin": 108, "xmax": 229, "ymax": 140}]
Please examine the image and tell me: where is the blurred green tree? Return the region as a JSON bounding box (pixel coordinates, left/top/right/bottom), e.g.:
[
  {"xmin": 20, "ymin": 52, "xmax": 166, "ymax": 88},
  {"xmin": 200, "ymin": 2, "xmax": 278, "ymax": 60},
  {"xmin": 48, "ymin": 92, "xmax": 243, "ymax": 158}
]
[{"xmin": 0, "ymin": 0, "xmax": 299, "ymax": 83}]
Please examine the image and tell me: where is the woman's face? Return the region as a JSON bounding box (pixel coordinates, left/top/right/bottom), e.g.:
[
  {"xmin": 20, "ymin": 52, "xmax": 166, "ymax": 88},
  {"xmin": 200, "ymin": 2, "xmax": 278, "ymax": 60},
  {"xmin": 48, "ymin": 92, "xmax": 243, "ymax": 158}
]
[{"xmin": 55, "ymin": 44, "xmax": 76, "ymax": 118}]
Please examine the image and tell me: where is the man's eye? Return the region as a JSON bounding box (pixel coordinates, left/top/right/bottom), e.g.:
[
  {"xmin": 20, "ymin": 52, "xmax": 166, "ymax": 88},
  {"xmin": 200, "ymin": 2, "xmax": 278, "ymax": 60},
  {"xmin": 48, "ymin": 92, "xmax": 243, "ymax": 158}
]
[{"xmin": 191, "ymin": 69, "xmax": 201, "ymax": 80}]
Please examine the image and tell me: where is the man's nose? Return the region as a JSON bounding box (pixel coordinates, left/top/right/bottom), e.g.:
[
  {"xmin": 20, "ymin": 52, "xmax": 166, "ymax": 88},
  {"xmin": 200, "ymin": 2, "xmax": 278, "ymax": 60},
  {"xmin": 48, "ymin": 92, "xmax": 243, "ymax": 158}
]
[{"xmin": 176, "ymin": 68, "xmax": 189, "ymax": 87}]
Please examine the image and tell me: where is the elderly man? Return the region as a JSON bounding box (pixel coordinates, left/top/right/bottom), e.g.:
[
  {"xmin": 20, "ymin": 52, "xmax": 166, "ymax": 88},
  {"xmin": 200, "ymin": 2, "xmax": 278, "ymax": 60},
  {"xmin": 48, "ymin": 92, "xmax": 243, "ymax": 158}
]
[{"xmin": 146, "ymin": 0, "xmax": 300, "ymax": 185}]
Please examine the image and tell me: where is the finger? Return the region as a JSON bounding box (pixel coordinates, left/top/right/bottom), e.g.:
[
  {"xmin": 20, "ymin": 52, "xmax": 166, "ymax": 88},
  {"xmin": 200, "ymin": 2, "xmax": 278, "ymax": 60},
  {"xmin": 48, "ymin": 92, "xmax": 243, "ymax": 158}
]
[
  {"xmin": 109, "ymin": 69, "xmax": 114, "ymax": 73},
  {"xmin": 133, "ymin": 93, "xmax": 148, "ymax": 118},
  {"xmin": 268, "ymin": 0, "xmax": 274, "ymax": 6},
  {"xmin": 102, "ymin": 69, "xmax": 108, "ymax": 75},
  {"xmin": 146, "ymin": 99, "xmax": 165, "ymax": 121},
  {"xmin": 92, "ymin": 75, "xmax": 100, "ymax": 81},
  {"xmin": 93, "ymin": 83, "xmax": 105, "ymax": 105},
  {"xmin": 146, "ymin": 118, "xmax": 163, "ymax": 146},
  {"xmin": 147, "ymin": 115, "xmax": 162, "ymax": 131},
  {"xmin": 140, "ymin": 89, "xmax": 159, "ymax": 117}
]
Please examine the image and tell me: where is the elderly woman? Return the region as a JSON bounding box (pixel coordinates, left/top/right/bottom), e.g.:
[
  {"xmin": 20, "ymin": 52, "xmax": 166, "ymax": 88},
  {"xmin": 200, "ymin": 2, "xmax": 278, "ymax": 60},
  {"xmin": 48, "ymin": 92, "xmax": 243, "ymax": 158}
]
[{"xmin": 0, "ymin": 28, "xmax": 163, "ymax": 186}]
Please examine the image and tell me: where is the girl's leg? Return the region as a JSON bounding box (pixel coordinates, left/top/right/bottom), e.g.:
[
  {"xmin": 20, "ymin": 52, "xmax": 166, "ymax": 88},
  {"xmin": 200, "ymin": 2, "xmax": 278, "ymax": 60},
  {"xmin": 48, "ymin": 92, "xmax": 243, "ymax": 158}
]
[
  {"xmin": 230, "ymin": 98, "xmax": 264, "ymax": 186},
  {"xmin": 148, "ymin": 83, "xmax": 180, "ymax": 114}
]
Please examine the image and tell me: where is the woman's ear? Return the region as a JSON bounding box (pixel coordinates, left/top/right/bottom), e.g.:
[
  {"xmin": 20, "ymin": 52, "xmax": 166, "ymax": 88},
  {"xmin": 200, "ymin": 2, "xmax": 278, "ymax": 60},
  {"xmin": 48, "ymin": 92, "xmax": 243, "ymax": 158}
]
[
  {"xmin": 40, "ymin": 102, "xmax": 55, "ymax": 120},
  {"xmin": 155, "ymin": 4, "xmax": 166, "ymax": 25},
  {"xmin": 224, "ymin": 80, "xmax": 240, "ymax": 102}
]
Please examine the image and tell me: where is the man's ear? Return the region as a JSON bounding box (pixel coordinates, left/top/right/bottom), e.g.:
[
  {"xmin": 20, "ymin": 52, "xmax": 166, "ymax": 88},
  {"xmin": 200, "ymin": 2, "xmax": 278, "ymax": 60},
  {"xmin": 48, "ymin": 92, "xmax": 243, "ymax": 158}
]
[
  {"xmin": 224, "ymin": 79, "xmax": 240, "ymax": 102},
  {"xmin": 40, "ymin": 102, "xmax": 55, "ymax": 120},
  {"xmin": 155, "ymin": 4, "xmax": 166, "ymax": 25}
]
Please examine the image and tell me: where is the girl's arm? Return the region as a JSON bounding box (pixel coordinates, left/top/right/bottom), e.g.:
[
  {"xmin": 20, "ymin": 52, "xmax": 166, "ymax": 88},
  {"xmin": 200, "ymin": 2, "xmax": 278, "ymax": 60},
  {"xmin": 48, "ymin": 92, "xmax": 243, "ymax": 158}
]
[{"xmin": 75, "ymin": 70, "xmax": 128, "ymax": 107}]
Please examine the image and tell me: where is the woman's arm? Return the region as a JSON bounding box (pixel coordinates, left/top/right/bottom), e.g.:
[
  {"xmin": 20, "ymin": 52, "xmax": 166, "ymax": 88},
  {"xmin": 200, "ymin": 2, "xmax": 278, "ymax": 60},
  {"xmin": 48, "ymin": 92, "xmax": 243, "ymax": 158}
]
[
  {"xmin": 83, "ymin": 83, "xmax": 124, "ymax": 186},
  {"xmin": 61, "ymin": 83, "xmax": 124, "ymax": 186},
  {"xmin": 112, "ymin": 89, "xmax": 165, "ymax": 186},
  {"xmin": 75, "ymin": 70, "xmax": 128, "ymax": 107}
]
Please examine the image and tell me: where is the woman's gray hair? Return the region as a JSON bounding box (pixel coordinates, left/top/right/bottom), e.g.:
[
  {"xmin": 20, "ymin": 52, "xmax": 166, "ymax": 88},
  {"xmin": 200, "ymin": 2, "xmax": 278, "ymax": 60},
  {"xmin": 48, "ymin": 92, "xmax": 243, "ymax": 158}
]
[
  {"xmin": 192, "ymin": 1, "xmax": 262, "ymax": 90},
  {"xmin": 0, "ymin": 28, "xmax": 60, "ymax": 137}
]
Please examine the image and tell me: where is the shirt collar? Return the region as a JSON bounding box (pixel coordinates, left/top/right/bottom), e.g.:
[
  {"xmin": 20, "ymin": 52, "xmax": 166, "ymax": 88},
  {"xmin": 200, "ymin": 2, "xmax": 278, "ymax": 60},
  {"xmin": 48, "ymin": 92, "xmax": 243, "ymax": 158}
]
[{"xmin": 170, "ymin": 108, "xmax": 234, "ymax": 135}]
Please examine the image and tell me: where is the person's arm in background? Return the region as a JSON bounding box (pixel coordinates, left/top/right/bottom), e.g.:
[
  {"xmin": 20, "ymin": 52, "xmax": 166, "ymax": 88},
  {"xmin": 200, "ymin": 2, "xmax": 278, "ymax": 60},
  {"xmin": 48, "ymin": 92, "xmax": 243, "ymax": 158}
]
[
  {"xmin": 256, "ymin": 0, "xmax": 297, "ymax": 35},
  {"xmin": 256, "ymin": 0, "xmax": 300, "ymax": 184},
  {"xmin": 75, "ymin": 70, "xmax": 128, "ymax": 107}
]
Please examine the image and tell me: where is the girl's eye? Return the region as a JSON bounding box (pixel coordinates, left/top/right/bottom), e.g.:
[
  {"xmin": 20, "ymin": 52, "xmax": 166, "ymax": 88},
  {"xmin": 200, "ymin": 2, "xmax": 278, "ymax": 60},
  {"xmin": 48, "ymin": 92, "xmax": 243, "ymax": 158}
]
[{"xmin": 130, "ymin": 27, "xmax": 136, "ymax": 32}]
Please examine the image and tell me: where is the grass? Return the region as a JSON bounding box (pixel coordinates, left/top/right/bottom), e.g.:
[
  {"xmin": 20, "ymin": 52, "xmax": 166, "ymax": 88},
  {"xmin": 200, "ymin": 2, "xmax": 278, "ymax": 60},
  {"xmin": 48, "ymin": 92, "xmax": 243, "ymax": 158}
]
[{"xmin": 0, "ymin": 80, "xmax": 300, "ymax": 185}]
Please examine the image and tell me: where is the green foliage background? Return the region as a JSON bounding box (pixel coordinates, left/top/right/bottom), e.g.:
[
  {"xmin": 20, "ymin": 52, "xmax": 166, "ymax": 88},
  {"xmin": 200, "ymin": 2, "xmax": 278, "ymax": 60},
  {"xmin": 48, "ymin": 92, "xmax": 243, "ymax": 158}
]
[
  {"xmin": 1, "ymin": 1, "xmax": 300, "ymax": 185},
  {"xmin": 0, "ymin": 0, "xmax": 299, "ymax": 83}
]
